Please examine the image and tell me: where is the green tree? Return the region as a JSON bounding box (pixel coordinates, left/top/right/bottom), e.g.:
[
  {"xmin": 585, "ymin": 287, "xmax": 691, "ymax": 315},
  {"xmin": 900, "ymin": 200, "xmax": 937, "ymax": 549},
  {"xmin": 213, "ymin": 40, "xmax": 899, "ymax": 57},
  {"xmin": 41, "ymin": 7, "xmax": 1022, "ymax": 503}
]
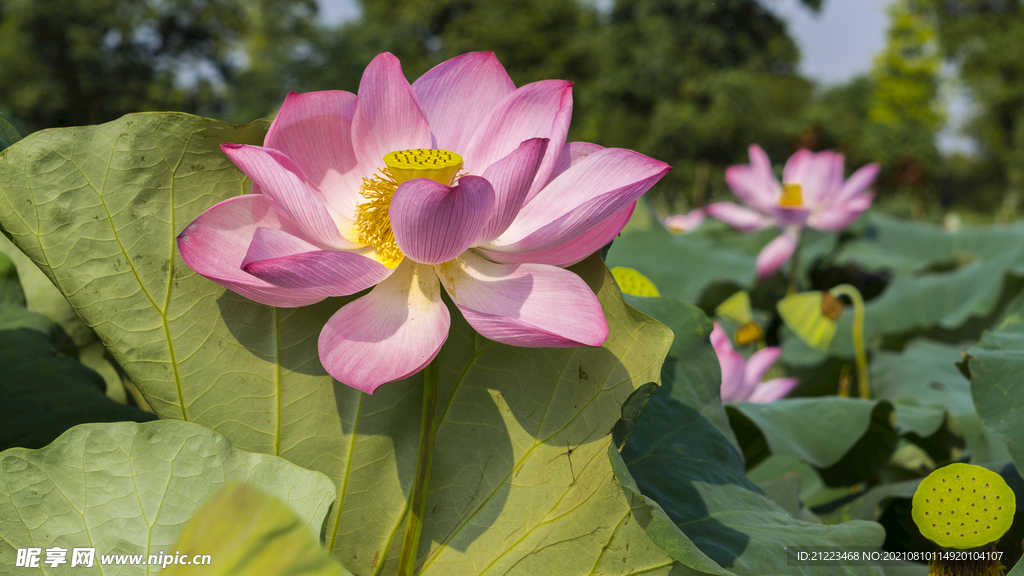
[
  {"xmin": 866, "ymin": 0, "xmax": 944, "ymax": 181},
  {"xmin": 0, "ymin": 0, "xmax": 318, "ymax": 131},
  {"xmin": 306, "ymin": 0, "xmax": 823, "ymax": 212},
  {"xmin": 920, "ymin": 0, "xmax": 1024, "ymax": 213},
  {"xmin": 800, "ymin": 1, "xmax": 945, "ymax": 202}
]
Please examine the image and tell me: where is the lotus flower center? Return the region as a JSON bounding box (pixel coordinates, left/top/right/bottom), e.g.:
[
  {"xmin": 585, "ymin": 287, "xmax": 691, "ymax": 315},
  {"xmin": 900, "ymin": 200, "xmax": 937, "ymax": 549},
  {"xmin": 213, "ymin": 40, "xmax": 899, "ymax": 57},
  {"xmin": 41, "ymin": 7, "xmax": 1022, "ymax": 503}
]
[
  {"xmin": 355, "ymin": 149, "xmax": 464, "ymax": 268},
  {"xmin": 779, "ymin": 183, "xmax": 803, "ymax": 208}
]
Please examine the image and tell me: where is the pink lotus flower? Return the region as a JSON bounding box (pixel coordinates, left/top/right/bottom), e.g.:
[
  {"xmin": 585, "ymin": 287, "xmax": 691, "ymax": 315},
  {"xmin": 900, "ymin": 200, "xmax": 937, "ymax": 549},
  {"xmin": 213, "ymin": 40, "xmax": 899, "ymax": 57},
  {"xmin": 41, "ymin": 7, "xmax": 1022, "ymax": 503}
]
[
  {"xmin": 706, "ymin": 145, "xmax": 879, "ymax": 281},
  {"xmin": 177, "ymin": 52, "xmax": 670, "ymax": 394},
  {"xmin": 663, "ymin": 208, "xmax": 705, "ymax": 233},
  {"xmin": 710, "ymin": 322, "xmax": 798, "ymax": 403}
]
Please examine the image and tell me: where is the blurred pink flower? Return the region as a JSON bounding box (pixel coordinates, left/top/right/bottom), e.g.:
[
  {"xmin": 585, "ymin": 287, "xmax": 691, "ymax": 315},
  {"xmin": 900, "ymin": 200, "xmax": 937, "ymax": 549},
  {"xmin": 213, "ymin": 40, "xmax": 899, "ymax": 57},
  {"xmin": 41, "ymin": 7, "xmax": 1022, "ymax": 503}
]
[
  {"xmin": 710, "ymin": 322, "xmax": 798, "ymax": 403},
  {"xmin": 663, "ymin": 208, "xmax": 705, "ymax": 233},
  {"xmin": 707, "ymin": 145, "xmax": 879, "ymax": 281},
  {"xmin": 177, "ymin": 52, "xmax": 670, "ymax": 394}
]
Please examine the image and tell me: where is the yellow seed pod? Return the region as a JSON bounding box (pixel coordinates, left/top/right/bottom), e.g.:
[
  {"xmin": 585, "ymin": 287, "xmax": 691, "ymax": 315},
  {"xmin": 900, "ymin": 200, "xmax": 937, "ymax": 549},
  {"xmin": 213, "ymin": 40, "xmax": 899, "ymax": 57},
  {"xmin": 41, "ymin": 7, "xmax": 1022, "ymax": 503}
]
[
  {"xmin": 776, "ymin": 291, "xmax": 838, "ymax": 351},
  {"xmin": 912, "ymin": 463, "xmax": 1016, "ymax": 549},
  {"xmin": 611, "ymin": 267, "xmax": 660, "ymax": 298},
  {"xmin": 384, "ymin": 148, "xmax": 463, "ymax": 185}
]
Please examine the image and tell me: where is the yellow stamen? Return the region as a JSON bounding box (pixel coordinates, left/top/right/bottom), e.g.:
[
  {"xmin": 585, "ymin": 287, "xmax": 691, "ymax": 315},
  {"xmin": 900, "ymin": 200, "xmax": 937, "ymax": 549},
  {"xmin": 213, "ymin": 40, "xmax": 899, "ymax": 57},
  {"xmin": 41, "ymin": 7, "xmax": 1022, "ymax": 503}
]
[
  {"xmin": 355, "ymin": 149, "xmax": 464, "ymax": 268},
  {"xmin": 779, "ymin": 182, "xmax": 803, "ymax": 208}
]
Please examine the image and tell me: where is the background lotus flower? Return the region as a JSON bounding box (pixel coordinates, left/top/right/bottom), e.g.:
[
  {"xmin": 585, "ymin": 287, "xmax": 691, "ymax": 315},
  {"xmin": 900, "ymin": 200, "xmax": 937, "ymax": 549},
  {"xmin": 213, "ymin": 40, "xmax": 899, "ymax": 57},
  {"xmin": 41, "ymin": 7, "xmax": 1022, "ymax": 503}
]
[
  {"xmin": 177, "ymin": 51, "xmax": 670, "ymax": 394},
  {"xmin": 707, "ymin": 145, "xmax": 879, "ymax": 281},
  {"xmin": 663, "ymin": 208, "xmax": 705, "ymax": 233},
  {"xmin": 710, "ymin": 322, "xmax": 797, "ymax": 403}
]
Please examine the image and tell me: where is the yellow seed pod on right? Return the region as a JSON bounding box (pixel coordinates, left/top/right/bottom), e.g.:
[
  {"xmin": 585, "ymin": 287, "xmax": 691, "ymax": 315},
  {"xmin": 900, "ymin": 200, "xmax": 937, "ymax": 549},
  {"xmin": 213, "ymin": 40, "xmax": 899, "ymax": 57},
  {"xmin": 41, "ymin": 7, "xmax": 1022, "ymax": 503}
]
[{"xmin": 912, "ymin": 463, "xmax": 1016, "ymax": 550}]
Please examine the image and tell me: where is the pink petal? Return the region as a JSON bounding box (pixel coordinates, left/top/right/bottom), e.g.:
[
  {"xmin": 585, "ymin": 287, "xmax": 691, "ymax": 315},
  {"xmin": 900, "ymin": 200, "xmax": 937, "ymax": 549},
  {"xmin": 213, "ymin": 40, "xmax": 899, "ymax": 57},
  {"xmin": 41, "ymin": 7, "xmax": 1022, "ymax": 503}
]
[
  {"xmin": 463, "ymin": 79, "xmax": 573, "ymax": 203},
  {"xmin": 480, "ymin": 203, "xmax": 634, "ymax": 267},
  {"xmin": 746, "ymin": 378, "xmax": 799, "ymax": 403},
  {"xmin": 476, "ymin": 138, "xmax": 548, "ymax": 245},
  {"xmin": 318, "ymin": 261, "xmax": 450, "ymax": 394},
  {"xmin": 835, "ymin": 163, "xmax": 880, "ymax": 205},
  {"xmin": 664, "ymin": 208, "xmax": 706, "ymax": 233},
  {"xmin": 351, "ymin": 53, "xmax": 432, "ymax": 178},
  {"xmin": 435, "ymin": 250, "xmax": 607, "ymax": 347},
  {"xmin": 411, "ymin": 52, "xmax": 517, "ymax": 153},
  {"xmin": 742, "ymin": 347, "xmax": 783, "ymax": 398},
  {"xmin": 241, "ymin": 225, "xmax": 320, "ymax": 265},
  {"xmin": 485, "ymin": 148, "xmax": 669, "ymax": 254},
  {"xmin": 547, "ymin": 141, "xmax": 605, "ymax": 184},
  {"xmin": 723, "ymin": 145, "xmax": 779, "ymax": 213},
  {"xmin": 391, "ymin": 175, "xmax": 495, "ymax": 264},
  {"xmin": 711, "ymin": 323, "xmax": 746, "ymax": 403},
  {"xmin": 263, "ymin": 91, "xmax": 362, "ymax": 221},
  {"xmin": 220, "ymin": 144, "xmax": 352, "ymax": 249},
  {"xmin": 783, "ymin": 149, "xmax": 837, "ymax": 207},
  {"xmin": 756, "ymin": 229, "xmax": 799, "ymax": 282},
  {"xmin": 826, "ymin": 153, "xmax": 846, "ymax": 201},
  {"xmin": 809, "ymin": 192, "xmax": 873, "ymax": 231},
  {"xmin": 176, "ymin": 195, "xmax": 324, "ymax": 308},
  {"xmin": 240, "ymin": 228, "xmax": 390, "ymax": 297},
  {"xmin": 706, "ymin": 202, "xmax": 773, "ymax": 231}
]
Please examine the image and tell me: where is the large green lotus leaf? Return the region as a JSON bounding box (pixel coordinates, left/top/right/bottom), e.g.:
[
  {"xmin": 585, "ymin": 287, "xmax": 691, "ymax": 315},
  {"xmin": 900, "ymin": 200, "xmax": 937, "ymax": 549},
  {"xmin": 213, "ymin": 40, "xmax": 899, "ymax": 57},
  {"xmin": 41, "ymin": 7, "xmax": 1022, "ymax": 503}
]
[
  {"xmin": 746, "ymin": 454, "xmax": 852, "ymax": 510},
  {"xmin": 824, "ymin": 213, "xmax": 1024, "ymax": 341},
  {"xmin": 0, "ymin": 113, "xmax": 686, "ymax": 575},
  {"xmin": 835, "ymin": 213, "xmax": 1024, "ymax": 275},
  {"xmin": 0, "ymin": 251, "xmax": 154, "ymax": 450},
  {"xmin": 727, "ymin": 398, "xmax": 899, "ymax": 487},
  {"xmin": 0, "ymin": 420, "xmax": 337, "ymax": 575},
  {"xmin": 606, "ymin": 226, "xmax": 758, "ymax": 303},
  {"xmin": 623, "ymin": 295, "xmax": 737, "ymax": 444},
  {"xmin": 1, "ymin": 233, "xmax": 125, "ymax": 399},
  {"xmin": 0, "ymin": 118, "xmax": 20, "ymax": 152},
  {"xmin": 607, "ymin": 221, "xmax": 836, "ymax": 305},
  {"xmin": 610, "ymin": 296, "xmax": 885, "ymax": 575},
  {"xmin": 967, "ymin": 291, "xmax": 1024, "ymax": 474},
  {"xmin": 0, "ymin": 327, "xmax": 157, "ymax": 451},
  {"xmin": 0, "ymin": 232, "xmax": 93, "ymax": 345},
  {"xmin": 164, "ymin": 482, "xmax": 354, "ymax": 576}
]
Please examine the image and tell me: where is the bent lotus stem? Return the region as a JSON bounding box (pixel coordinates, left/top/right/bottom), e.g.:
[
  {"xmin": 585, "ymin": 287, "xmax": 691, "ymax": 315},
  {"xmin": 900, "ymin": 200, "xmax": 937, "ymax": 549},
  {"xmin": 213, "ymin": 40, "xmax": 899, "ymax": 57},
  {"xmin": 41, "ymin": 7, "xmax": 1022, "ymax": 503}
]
[
  {"xmin": 398, "ymin": 357, "xmax": 441, "ymax": 576},
  {"xmin": 828, "ymin": 284, "xmax": 868, "ymax": 399}
]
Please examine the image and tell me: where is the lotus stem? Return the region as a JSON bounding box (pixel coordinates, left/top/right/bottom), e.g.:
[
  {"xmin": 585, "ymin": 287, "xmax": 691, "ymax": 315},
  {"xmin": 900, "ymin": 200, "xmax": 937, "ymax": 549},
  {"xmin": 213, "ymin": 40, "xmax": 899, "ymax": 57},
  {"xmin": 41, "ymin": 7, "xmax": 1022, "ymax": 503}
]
[
  {"xmin": 398, "ymin": 357, "xmax": 441, "ymax": 576},
  {"xmin": 828, "ymin": 284, "xmax": 868, "ymax": 399},
  {"xmin": 787, "ymin": 229, "xmax": 805, "ymax": 296}
]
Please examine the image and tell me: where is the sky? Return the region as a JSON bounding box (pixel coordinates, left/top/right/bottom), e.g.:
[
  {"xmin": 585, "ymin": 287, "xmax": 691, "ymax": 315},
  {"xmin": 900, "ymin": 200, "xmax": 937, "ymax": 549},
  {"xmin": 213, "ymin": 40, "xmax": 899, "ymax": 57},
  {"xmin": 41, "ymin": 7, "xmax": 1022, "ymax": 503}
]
[{"xmin": 315, "ymin": 0, "xmax": 974, "ymax": 153}]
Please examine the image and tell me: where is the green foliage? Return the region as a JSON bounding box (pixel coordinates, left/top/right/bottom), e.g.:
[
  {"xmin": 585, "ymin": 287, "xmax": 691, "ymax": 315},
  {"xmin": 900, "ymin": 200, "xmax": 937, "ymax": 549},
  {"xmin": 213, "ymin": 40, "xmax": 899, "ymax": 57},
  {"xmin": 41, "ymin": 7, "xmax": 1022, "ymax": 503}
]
[
  {"xmin": 0, "ymin": 251, "xmax": 155, "ymax": 451},
  {"xmin": 0, "ymin": 118, "xmax": 20, "ymax": 151},
  {"xmin": 968, "ymin": 291, "xmax": 1024, "ymax": 475},
  {"xmin": 0, "ymin": 113, "xmax": 687, "ymax": 574},
  {"xmin": 0, "ymin": 0, "xmax": 318, "ymax": 130},
  {"xmin": 799, "ymin": 0, "xmax": 944, "ymax": 199},
  {"xmin": 614, "ymin": 296, "xmax": 886, "ymax": 575},
  {"xmin": 165, "ymin": 482, "xmax": 355, "ymax": 576},
  {"xmin": 0, "ymin": 420, "xmax": 338, "ymax": 574}
]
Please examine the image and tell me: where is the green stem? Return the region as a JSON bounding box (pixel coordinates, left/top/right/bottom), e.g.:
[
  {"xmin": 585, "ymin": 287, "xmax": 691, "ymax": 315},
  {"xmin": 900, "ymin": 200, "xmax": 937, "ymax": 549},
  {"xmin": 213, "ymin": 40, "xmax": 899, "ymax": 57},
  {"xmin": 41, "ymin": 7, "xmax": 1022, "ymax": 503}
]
[
  {"xmin": 398, "ymin": 358, "xmax": 441, "ymax": 576},
  {"xmin": 828, "ymin": 284, "xmax": 869, "ymax": 399},
  {"xmin": 786, "ymin": 229, "xmax": 805, "ymax": 296}
]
